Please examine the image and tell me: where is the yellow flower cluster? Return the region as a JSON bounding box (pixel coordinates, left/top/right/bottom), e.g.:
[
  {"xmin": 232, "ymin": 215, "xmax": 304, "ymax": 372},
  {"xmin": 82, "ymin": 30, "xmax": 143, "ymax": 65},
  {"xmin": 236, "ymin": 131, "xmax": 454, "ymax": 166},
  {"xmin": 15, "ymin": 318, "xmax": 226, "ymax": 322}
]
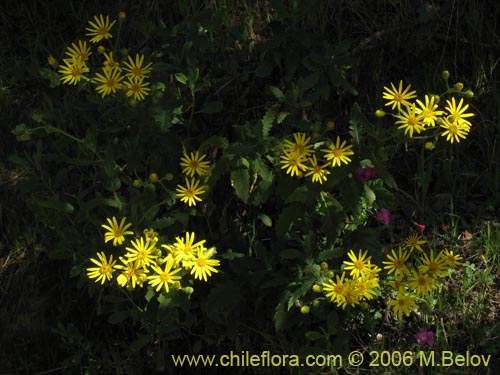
[
  {"xmin": 176, "ymin": 150, "xmax": 210, "ymax": 207},
  {"xmin": 86, "ymin": 217, "xmax": 220, "ymax": 292},
  {"xmin": 279, "ymin": 132, "xmax": 354, "ymax": 184},
  {"xmin": 322, "ymin": 250, "xmax": 381, "ymax": 309},
  {"xmin": 54, "ymin": 13, "xmax": 152, "ymax": 103},
  {"xmin": 381, "ymin": 80, "xmax": 474, "ymax": 143},
  {"xmin": 383, "ymin": 234, "xmax": 462, "ymax": 319}
]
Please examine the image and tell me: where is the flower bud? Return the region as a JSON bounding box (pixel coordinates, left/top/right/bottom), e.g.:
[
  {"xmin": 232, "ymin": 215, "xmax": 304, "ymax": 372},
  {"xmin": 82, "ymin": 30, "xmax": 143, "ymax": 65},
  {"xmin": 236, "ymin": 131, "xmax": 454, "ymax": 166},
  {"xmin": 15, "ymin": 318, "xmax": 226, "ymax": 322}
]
[
  {"xmin": 312, "ymin": 284, "xmax": 322, "ymax": 293},
  {"xmin": 47, "ymin": 55, "xmax": 57, "ymax": 67},
  {"xmin": 424, "ymin": 142, "xmax": 435, "ymax": 151},
  {"xmin": 465, "ymin": 90, "xmax": 474, "ymax": 98},
  {"xmin": 454, "ymin": 82, "xmax": 464, "ymax": 91},
  {"xmin": 442, "ymin": 70, "xmax": 450, "ymax": 80},
  {"xmin": 97, "ymin": 45, "xmax": 106, "ymax": 54},
  {"xmin": 300, "ymin": 306, "xmax": 310, "ymax": 314},
  {"xmin": 375, "ymin": 109, "xmax": 385, "ymax": 118},
  {"xmin": 311, "ymin": 299, "xmax": 320, "ymax": 307},
  {"xmin": 326, "ymin": 271, "xmax": 334, "ymax": 278},
  {"xmin": 433, "ymin": 95, "xmax": 440, "ymax": 103},
  {"xmin": 320, "ymin": 261, "xmax": 329, "ymax": 270},
  {"xmin": 327, "ymin": 120, "xmax": 335, "ymax": 130},
  {"xmin": 133, "ymin": 179, "xmax": 141, "ymax": 188},
  {"xmin": 182, "ymin": 286, "xmax": 194, "ymax": 294},
  {"xmin": 165, "ymin": 173, "xmax": 174, "ymax": 181},
  {"xmin": 119, "ymin": 11, "xmax": 126, "ymax": 20},
  {"xmin": 149, "ymin": 173, "xmax": 159, "ymax": 182}
]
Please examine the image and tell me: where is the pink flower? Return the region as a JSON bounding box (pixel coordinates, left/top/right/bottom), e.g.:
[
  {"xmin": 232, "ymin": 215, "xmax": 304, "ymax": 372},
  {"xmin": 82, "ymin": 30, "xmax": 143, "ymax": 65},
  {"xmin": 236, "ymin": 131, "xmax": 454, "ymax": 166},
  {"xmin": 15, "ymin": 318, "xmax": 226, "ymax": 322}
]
[
  {"xmin": 414, "ymin": 329, "xmax": 435, "ymax": 346},
  {"xmin": 355, "ymin": 167, "xmax": 378, "ymax": 182},
  {"xmin": 376, "ymin": 208, "xmax": 391, "ymax": 225},
  {"xmin": 415, "ymin": 223, "xmax": 426, "ymax": 232}
]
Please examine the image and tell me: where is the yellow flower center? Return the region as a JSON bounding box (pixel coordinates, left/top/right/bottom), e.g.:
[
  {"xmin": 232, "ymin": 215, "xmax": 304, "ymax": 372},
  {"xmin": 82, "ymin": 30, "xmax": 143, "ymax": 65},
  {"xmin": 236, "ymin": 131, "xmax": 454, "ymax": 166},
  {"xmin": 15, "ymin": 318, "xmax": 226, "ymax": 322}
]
[
  {"xmin": 394, "ymin": 93, "xmax": 403, "ymax": 102},
  {"xmin": 100, "ymin": 265, "xmax": 111, "ymax": 274},
  {"xmin": 354, "ymin": 260, "xmax": 364, "ymax": 270},
  {"xmin": 408, "ymin": 116, "xmax": 417, "ymax": 126},
  {"xmin": 197, "ymin": 257, "xmax": 206, "ymax": 267},
  {"xmin": 72, "ymin": 66, "xmax": 81, "ymax": 77},
  {"xmin": 132, "ymin": 67, "xmax": 142, "ymax": 77},
  {"xmin": 332, "ymin": 149, "xmax": 342, "ymax": 157},
  {"xmin": 160, "ymin": 272, "xmax": 171, "ymax": 282},
  {"xmin": 106, "ymin": 79, "xmax": 117, "ymax": 88},
  {"xmin": 449, "ymin": 124, "xmax": 458, "ymax": 134}
]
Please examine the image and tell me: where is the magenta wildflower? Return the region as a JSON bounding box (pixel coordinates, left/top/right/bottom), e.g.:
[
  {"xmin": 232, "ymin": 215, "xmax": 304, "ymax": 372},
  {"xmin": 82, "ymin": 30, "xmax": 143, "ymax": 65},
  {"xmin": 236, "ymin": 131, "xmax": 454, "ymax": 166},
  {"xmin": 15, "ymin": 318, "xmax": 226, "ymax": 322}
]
[
  {"xmin": 355, "ymin": 166, "xmax": 378, "ymax": 182},
  {"xmin": 377, "ymin": 208, "xmax": 391, "ymax": 225},
  {"xmin": 415, "ymin": 223, "xmax": 426, "ymax": 232},
  {"xmin": 415, "ymin": 329, "xmax": 435, "ymax": 346}
]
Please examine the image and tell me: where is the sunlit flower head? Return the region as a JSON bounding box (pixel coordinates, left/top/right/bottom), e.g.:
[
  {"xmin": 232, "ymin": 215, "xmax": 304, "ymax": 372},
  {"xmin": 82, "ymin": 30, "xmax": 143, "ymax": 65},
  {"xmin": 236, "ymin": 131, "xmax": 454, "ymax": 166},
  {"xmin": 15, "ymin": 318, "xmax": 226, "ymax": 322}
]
[
  {"xmin": 279, "ymin": 151, "xmax": 308, "ymax": 177},
  {"xmin": 125, "ymin": 236, "xmax": 158, "ymax": 268},
  {"xmin": 114, "ymin": 257, "xmax": 148, "ymax": 288},
  {"xmin": 321, "ymin": 136, "xmax": 354, "ymax": 167},
  {"xmin": 190, "ymin": 246, "xmax": 220, "ymax": 282},
  {"xmin": 101, "ymin": 217, "xmax": 134, "ymax": 246},
  {"xmin": 382, "ymin": 81, "xmax": 417, "ymax": 112},
  {"xmin": 438, "ymin": 248, "xmax": 463, "ymax": 269},
  {"xmin": 147, "ymin": 257, "xmax": 182, "ymax": 293},
  {"xmin": 415, "ymin": 95, "xmax": 444, "ymax": 127},
  {"xmin": 382, "ymin": 247, "xmax": 411, "ymax": 278},
  {"xmin": 387, "ymin": 288, "xmax": 417, "ymax": 319},
  {"xmin": 87, "ymin": 252, "xmax": 116, "ymax": 284},
  {"xmin": 102, "ymin": 51, "xmax": 121, "ymax": 72},
  {"xmin": 440, "ymin": 117, "xmax": 469, "ymax": 143},
  {"xmin": 305, "ymin": 155, "xmax": 330, "ymax": 184},
  {"xmin": 406, "ymin": 234, "xmax": 427, "ymax": 252},
  {"xmin": 122, "ymin": 53, "xmax": 153, "ymax": 80},
  {"xmin": 176, "ymin": 178, "xmax": 206, "ymax": 207},
  {"xmin": 283, "ymin": 133, "xmax": 313, "ymax": 159},
  {"xmin": 408, "ymin": 271, "xmax": 438, "ymax": 296},
  {"xmin": 445, "ymin": 97, "xmax": 474, "ymax": 128},
  {"xmin": 323, "ymin": 272, "xmax": 346, "ymax": 305},
  {"xmin": 85, "ymin": 14, "xmax": 117, "ymax": 43},
  {"xmin": 58, "ymin": 59, "xmax": 90, "ymax": 85},
  {"xmin": 124, "ymin": 77, "xmax": 151, "ymax": 102},
  {"xmin": 170, "ymin": 231, "xmax": 206, "ymax": 267},
  {"xmin": 343, "ymin": 249, "xmax": 372, "ymax": 278},
  {"xmin": 394, "ymin": 104, "xmax": 425, "ymax": 138},
  {"xmin": 94, "ymin": 68, "xmax": 124, "ymax": 97},
  {"xmin": 418, "ymin": 249, "xmax": 448, "ymax": 278},
  {"xmin": 180, "ymin": 150, "xmax": 210, "ymax": 177},
  {"xmin": 64, "ymin": 40, "xmax": 91, "ymax": 64}
]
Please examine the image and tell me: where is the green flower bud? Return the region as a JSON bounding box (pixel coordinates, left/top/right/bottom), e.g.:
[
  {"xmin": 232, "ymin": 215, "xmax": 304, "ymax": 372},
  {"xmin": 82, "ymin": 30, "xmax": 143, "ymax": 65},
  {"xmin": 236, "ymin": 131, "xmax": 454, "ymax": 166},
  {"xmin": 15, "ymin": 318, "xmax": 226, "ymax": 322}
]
[
  {"xmin": 320, "ymin": 261, "xmax": 329, "ymax": 270},
  {"xmin": 442, "ymin": 70, "xmax": 450, "ymax": 80},
  {"xmin": 375, "ymin": 109, "xmax": 385, "ymax": 118},
  {"xmin": 149, "ymin": 173, "xmax": 159, "ymax": 182},
  {"xmin": 133, "ymin": 179, "xmax": 141, "ymax": 188},
  {"xmin": 300, "ymin": 305, "xmax": 310, "ymax": 314},
  {"xmin": 165, "ymin": 173, "xmax": 174, "ymax": 181},
  {"xmin": 433, "ymin": 95, "xmax": 440, "ymax": 103},
  {"xmin": 312, "ymin": 284, "xmax": 322, "ymax": 293},
  {"xmin": 311, "ymin": 299, "xmax": 320, "ymax": 307},
  {"xmin": 454, "ymin": 82, "xmax": 464, "ymax": 91},
  {"xmin": 465, "ymin": 90, "xmax": 474, "ymax": 98},
  {"xmin": 327, "ymin": 120, "xmax": 335, "ymax": 130},
  {"xmin": 424, "ymin": 142, "xmax": 435, "ymax": 151}
]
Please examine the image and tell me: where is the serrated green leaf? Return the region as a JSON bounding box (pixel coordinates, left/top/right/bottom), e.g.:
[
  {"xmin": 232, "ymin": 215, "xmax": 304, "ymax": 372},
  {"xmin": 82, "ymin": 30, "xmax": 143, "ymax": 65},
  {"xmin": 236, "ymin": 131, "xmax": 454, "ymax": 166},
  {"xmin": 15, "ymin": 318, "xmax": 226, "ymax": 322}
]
[
  {"xmin": 231, "ymin": 167, "xmax": 249, "ymax": 203},
  {"xmin": 276, "ymin": 111, "xmax": 289, "ymax": 124},
  {"xmin": 262, "ymin": 107, "xmax": 277, "ymax": 138}
]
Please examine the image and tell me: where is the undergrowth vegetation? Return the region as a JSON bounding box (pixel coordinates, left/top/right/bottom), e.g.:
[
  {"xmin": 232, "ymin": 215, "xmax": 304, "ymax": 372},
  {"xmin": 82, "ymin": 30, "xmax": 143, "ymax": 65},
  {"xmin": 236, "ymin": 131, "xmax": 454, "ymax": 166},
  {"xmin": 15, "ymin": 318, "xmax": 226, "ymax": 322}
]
[{"xmin": 1, "ymin": 1, "xmax": 499, "ymax": 374}]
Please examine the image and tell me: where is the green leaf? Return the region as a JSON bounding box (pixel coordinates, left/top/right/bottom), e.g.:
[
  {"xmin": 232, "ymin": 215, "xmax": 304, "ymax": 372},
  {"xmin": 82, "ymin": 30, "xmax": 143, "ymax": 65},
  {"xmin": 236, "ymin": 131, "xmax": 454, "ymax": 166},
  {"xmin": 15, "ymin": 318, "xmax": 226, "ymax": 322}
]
[
  {"xmin": 153, "ymin": 109, "xmax": 173, "ymax": 131},
  {"xmin": 276, "ymin": 204, "xmax": 305, "ymax": 236},
  {"xmin": 305, "ymin": 331, "xmax": 325, "ymax": 341},
  {"xmin": 199, "ymin": 100, "xmax": 223, "ymax": 114},
  {"xmin": 274, "ymin": 291, "xmax": 291, "ymax": 333},
  {"xmin": 329, "ymin": 70, "xmax": 358, "ymax": 95},
  {"xmin": 298, "ymin": 72, "xmax": 321, "ymax": 94},
  {"xmin": 200, "ymin": 135, "xmax": 229, "ymax": 150},
  {"xmin": 231, "ymin": 167, "xmax": 249, "ymax": 203},
  {"xmin": 258, "ymin": 213, "xmax": 273, "ymax": 227},
  {"xmin": 276, "ymin": 111, "xmax": 289, "ymax": 124},
  {"xmin": 175, "ymin": 72, "xmax": 188, "ymax": 84},
  {"xmin": 269, "ymin": 85, "xmax": 285, "ymax": 100},
  {"xmin": 364, "ymin": 184, "xmax": 376, "ymax": 206},
  {"xmin": 262, "ymin": 107, "xmax": 277, "ymax": 138}
]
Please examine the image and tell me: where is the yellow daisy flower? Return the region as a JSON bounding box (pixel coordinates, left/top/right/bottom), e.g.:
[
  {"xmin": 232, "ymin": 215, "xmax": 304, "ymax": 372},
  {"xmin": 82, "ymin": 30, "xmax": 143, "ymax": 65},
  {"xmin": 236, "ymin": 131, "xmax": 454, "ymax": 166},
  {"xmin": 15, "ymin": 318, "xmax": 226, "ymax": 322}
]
[
  {"xmin": 114, "ymin": 257, "xmax": 149, "ymax": 288},
  {"xmin": 58, "ymin": 59, "xmax": 89, "ymax": 85},
  {"xmin": 87, "ymin": 252, "xmax": 116, "ymax": 284},
  {"xmin": 94, "ymin": 68, "xmax": 124, "ymax": 97},
  {"xmin": 418, "ymin": 249, "xmax": 448, "ymax": 278},
  {"xmin": 408, "ymin": 271, "xmax": 437, "ymax": 296},
  {"xmin": 323, "ymin": 272, "xmax": 347, "ymax": 305},
  {"xmin": 283, "ymin": 133, "xmax": 314, "ymax": 159},
  {"xmin": 406, "ymin": 234, "xmax": 427, "ymax": 252},
  {"xmin": 305, "ymin": 155, "xmax": 330, "ymax": 184},
  {"xmin": 394, "ymin": 104, "xmax": 425, "ymax": 138},
  {"xmin": 438, "ymin": 248, "xmax": 463, "ymax": 268},
  {"xmin": 382, "ymin": 80, "xmax": 417, "ymax": 112},
  {"xmin": 440, "ymin": 117, "xmax": 469, "ymax": 143},
  {"xmin": 176, "ymin": 178, "xmax": 206, "ymax": 207},
  {"xmin": 102, "ymin": 51, "xmax": 121, "ymax": 72},
  {"xmin": 180, "ymin": 150, "xmax": 210, "ymax": 177},
  {"xmin": 170, "ymin": 231, "xmax": 206, "ymax": 267},
  {"xmin": 147, "ymin": 257, "xmax": 182, "ymax": 293},
  {"xmin": 190, "ymin": 247, "xmax": 220, "ymax": 282},
  {"xmin": 125, "ymin": 237, "xmax": 158, "ymax": 268},
  {"xmin": 321, "ymin": 136, "xmax": 354, "ymax": 167},
  {"xmin": 122, "ymin": 53, "xmax": 153, "ymax": 80},
  {"xmin": 382, "ymin": 247, "xmax": 411, "ymax": 278},
  {"xmin": 343, "ymin": 249, "xmax": 372, "ymax": 278},
  {"xmin": 101, "ymin": 216, "xmax": 134, "ymax": 246},
  {"xmin": 445, "ymin": 97, "xmax": 474, "ymax": 128},
  {"xmin": 279, "ymin": 151, "xmax": 308, "ymax": 177},
  {"xmin": 85, "ymin": 14, "xmax": 117, "ymax": 43},
  {"xmin": 415, "ymin": 95, "xmax": 444, "ymax": 127},
  {"xmin": 64, "ymin": 40, "xmax": 91, "ymax": 64},
  {"xmin": 124, "ymin": 77, "xmax": 151, "ymax": 101},
  {"xmin": 388, "ymin": 288, "xmax": 417, "ymax": 319}
]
